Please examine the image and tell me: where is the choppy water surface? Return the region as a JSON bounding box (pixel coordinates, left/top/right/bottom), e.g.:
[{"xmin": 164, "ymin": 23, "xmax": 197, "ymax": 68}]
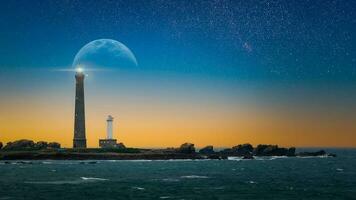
[{"xmin": 0, "ymin": 149, "xmax": 355, "ymax": 200}]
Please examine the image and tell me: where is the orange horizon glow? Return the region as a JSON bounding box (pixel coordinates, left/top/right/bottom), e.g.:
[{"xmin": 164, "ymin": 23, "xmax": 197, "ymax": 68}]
[{"xmin": 1, "ymin": 90, "xmax": 355, "ymax": 148}]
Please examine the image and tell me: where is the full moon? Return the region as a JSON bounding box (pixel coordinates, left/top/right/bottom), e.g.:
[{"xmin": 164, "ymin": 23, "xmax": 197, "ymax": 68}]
[{"xmin": 73, "ymin": 39, "xmax": 138, "ymax": 69}]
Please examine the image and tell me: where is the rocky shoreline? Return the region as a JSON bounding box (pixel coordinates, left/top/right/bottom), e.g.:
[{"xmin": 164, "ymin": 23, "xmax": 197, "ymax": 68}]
[{"xmin": 0, "ymin": 140, "xmax": 336, "ymax": 160}]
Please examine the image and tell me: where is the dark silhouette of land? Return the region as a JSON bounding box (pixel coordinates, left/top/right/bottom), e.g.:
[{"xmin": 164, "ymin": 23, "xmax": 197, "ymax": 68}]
[{"xmin": 0, "ymin": 139, "xmax": 336, "ymax": 160}]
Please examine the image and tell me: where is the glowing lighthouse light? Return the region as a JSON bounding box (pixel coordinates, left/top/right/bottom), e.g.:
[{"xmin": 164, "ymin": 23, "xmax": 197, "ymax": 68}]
[{"xmin": 76, "ymin": 67, "xmax": 84, "ymax": 73}]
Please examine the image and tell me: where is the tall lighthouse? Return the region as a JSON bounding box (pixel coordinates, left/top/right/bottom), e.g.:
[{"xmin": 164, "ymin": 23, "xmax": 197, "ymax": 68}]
[{"xmin": 73, "ymin": 67, "xmax": 87, "ymax": 148}]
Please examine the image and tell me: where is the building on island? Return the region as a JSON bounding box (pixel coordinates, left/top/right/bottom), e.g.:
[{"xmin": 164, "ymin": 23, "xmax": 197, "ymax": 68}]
[{"xmin": 99, "ymin": 115, "xmax": 122, "ymax": 148}]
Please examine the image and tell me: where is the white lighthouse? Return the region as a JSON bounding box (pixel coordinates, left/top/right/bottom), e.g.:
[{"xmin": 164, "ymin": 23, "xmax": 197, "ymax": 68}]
[
  {"xmin": 106, "ymin": 115, "xmax": 114, "ymax": 139},
  {"xmin": 99, "ymin": 115, "xmax": 121, "ymax": 148}
]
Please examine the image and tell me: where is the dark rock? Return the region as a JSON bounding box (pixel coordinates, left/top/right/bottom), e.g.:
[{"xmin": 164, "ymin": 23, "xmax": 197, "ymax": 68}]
[
  {"xmin": 242, "ymin": 154, "xmax": 254, "ymax": 159},
  {"xmin": 3, "ymin": 139, "xmax": 35, "ymax": 150},
  {"xmin": 297, "ymin": 150, "xmax": 327, "ymax": 157},
  {"xmin": 207, "ymin": 154, "xmax": 219, "ymax": 159},
  {"xmin": 17, "ymin": 161, "xmax": 33, "ymax": 164},
  {"xmin": 178, "ymin": 143, "xmax": 195, "ymax": 154},
  {"xmin": 253, "ymin": 144, "xmax": 290, "ymax": 156},
  {"xmin": 115, "ymin": 142, "xmax": 126, "ymax": 149},
  {"xmin": 253, "ymin": 144, "xmax": 269, "ymax": 156},
  {"xmin": 0, "ymin": 142, "xmax": 3, "ymax": 149},
  {"xmin": 328, "ymin": 153, "xmax": 337, "ymax": 157},
  {"xmin": 287, "ymin": 147, "xmax": 296, "ymax": 156},
  {"xmin": 35, "ymin": 141, "xmax": 48, "ymax": 149},
  {"xmin": 199, "ymin": 145, "xmax": 214, "ymax": 154},
  {"xmin": 232, "ymin": 143, "xmax": 253, "ymax": 156},
  {"xmin": 206, "ymin": 154, "xmax": 228, "ymax": 160},
  {"xmin": 47, "ymin": 142, "xmax": 61, "ymax": 149},
  {"xmin": 220, "ymin": 148, "xmax": 233, "ymax": 154}
]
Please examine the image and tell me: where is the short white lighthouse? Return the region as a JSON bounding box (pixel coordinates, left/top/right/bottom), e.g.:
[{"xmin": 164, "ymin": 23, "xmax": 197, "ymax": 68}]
[
  {"xmin": 106, "ymin": 115, "xmax": 114, "ymax": 139},
  {"xmin": 99, "ymin": 115, "xmax": 124, "ymax": 148}
]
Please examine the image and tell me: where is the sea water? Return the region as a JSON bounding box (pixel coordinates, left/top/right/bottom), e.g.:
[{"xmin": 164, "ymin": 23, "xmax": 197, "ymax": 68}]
[{"xmin": 0, "ymin": 148, "xmax": 355, "ymax": 199}]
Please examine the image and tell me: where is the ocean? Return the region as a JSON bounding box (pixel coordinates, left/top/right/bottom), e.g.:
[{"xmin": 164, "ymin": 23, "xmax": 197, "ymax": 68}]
[{"xmin": 0, "ymin": 148, "xmax": 355, "ymax": 200}]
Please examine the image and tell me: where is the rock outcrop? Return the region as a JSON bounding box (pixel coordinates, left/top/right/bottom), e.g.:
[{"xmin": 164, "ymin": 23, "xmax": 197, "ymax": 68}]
[
  {"xmin": 287, "ymin": 147, "xmax": 296, "ymax": 156},
  {"xmin": 199, "ymin": 145, "xmax": 214, "ymax": 154},
  {"xmin": 220, "ymin": 148, "xmax": 233, "ymax": 154},
  {"xmin": 0, "ymin": 142, "xmax": 3, "ymax": 149},
  {"xmin": 178, "ymin": 143, "xmax": 195, "ymax": 154},
  {"xmin": 232, "ymin": 143, "xmax": 253, "ymax": 156},
  {"xmin": 218, "ymin": 144, "xmax": 297, "ymax": 157},
  {"xmin": 253, "ymin": 144, "xmax": 296, "ymax": 156}
]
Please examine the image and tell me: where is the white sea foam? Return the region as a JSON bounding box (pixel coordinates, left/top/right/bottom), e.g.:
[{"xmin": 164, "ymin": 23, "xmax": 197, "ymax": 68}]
[
  {"xmin": 25, "ymin": 177, "xmax": 108, "ymax": 185},
  {"xmin": 80, "ymin": 177, "xmax": 108, "ymax": 181},
  {"xmin": 336, "ymin": 168, "xmax": 344, "ymax": 172},
  {"xmin": 180, "ymin": 175, "xmax": 209, "ymax": 179},
  {"xmin": 25, "ymin": 180, "xmax": 84, "ymax": 185},
  {"xmin": 160, "ymin": 196, "xmax": 172, "ymax": 199},
  {"xmin": 296, "ymin": 155, "xmax": 330, "ymax": 159},
  {"xmin": 161, "ymin": 178, "xmax": 180, "ymax": 182},
  {"xmin": 132, "ymin": 186, "xmax": 145, "ymax": 190},
  {"xmin": 270, "ymin": 156, "xmax": 288, "ymax": 160},
  {"xmin": 227, "ymin": 157, "xmax": 243, "ymax": 161}
]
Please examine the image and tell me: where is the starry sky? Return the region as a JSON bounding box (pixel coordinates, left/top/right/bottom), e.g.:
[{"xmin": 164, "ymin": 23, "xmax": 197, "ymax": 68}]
[{"xmin": 0, "ymin": 0, "xmax": 356, "ymax": 147}]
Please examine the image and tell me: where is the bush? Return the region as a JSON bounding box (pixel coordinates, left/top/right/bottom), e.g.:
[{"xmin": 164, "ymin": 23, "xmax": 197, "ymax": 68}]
[
  {"xmin": 1, "ymin": 140, "xmax": 61, "ymax": 151},
  {"xmin": 48, "ymin": 142, "xmax": 61, "ymax": 149},
  {"xmin": 35, "ymin": 141, "xmax": 48, "ymax": 149},
  {"xmin": 3, "ymin": 139, "xmax": 35, "ymax": 150}
]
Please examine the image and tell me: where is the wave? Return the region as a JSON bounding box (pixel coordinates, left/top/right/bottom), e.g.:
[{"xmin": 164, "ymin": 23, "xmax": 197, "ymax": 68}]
[
  {"xmin": 132, "ymin": 186, "xmax": 145, "ymax": 190},
  {"xmin": 24, "ymin": 177, "xmax": 108, "ymax": 185},
  {"xmin": 227, "ymin": 157, "xmax": 243, "ymax": 161},
  {"xmin": 296, "ymin": 155, "xmax": 330, "ymax": 159},
  {"xmin": 255, "ymin": 156, "xmax": 288, "ymax": 161},
  {"xmin": 80, "ymin": 177, "xmax": 108, "ymax": 181},
  {"xmin": 25, "ymin": 180, "xmax": 85, "ymax": 185},
  {"xmin": 181, "ymin": 175, "xmax": 209, "ymax": 179},
  {"xmin": 161, "ymin": 178, "xmax": 180, "ymax": 182},
  {"xmin": 228, "ymin": 156, "xmax": 331, "ymax": 161}
]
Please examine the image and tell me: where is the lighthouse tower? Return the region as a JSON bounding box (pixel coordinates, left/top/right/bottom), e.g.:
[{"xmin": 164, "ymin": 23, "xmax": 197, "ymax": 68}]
[
  {"xmin": 99, "ymin": 115, "xmax": 119, "ymax": 148},
  {"xmin": 73, "ymin": 67, "xmax": 87, "ymax": 148},
  {"xmin": 106, "ymin": 115, "xmax": 114, "ymax": 139}
]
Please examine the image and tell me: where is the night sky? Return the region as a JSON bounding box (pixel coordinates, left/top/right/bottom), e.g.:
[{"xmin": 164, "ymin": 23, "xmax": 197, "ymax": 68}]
[{"xmin": 0, "ymin": 0, "xmax": 356, "ymax": 147}]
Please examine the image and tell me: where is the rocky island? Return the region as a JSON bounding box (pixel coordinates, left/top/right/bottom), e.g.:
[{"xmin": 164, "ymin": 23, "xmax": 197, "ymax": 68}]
[{"xmin": 0, "ymin": 139, "xmax": 336, "ymax": 161}]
